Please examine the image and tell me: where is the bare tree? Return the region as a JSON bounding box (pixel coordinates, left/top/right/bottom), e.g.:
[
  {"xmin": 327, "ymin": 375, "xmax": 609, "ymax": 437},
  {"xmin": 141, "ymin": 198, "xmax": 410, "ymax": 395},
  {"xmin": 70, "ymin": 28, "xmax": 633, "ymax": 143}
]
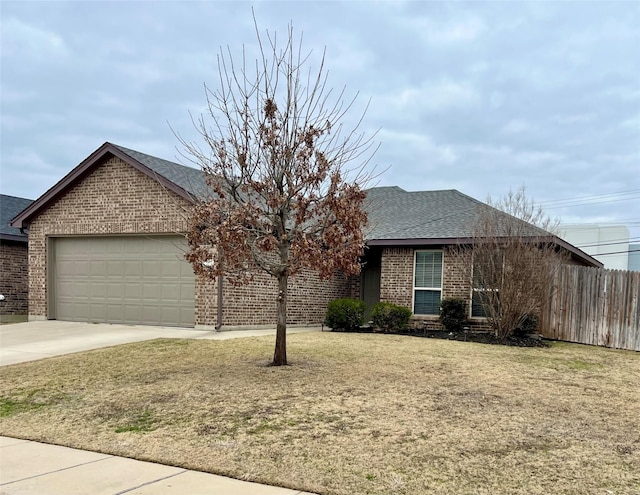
[
  {"xmin": 179, "ymin": 21, "xmax": 378, "ymax": 365},
  {"xmin": 467, "ymin": 186, "xmax": 567, "ymax": 340}
]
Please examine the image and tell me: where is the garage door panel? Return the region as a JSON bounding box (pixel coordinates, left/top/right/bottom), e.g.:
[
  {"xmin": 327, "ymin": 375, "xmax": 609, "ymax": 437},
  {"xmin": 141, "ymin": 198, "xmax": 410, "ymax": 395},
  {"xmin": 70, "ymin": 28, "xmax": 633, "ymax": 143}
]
[
  {"xmin": 53, "ymin": 236, "xmax": 195, "ymax": 327},
  {"xmin": 124, "ymin": 260, "xmax": 142, "ymax": 276},
  {"xmin": 124, "ymin": 283, "xmax": 141, "ymax": 299},
  {"xmin": 161, "ymin": 306, "xmax": 181, "ymax": 325},
  {"xmin": 89, "ymin": 282, "xmax": 107, "ymax": 298},
  {"xmin": 73, "ymin": 260, "xmax": 89, "ymax": 276},
  {"xmin": 107, "ymin": 282, "xmax": 123, "ymax": 298},
  {"xmin": 181, "ymin": 284, "xmax": 195, "ymax": 300},
  {"xmin": 141, "ymin": 306, "xmax": 161, "ymax": 322},
  {"xmin": 181, "ymin": 307, "xmax": 195, "ymax": 323},
  {"xmin": 142, "ymin": 260, "xmax": 161, "ymax": 277},
  {"xmin": 161, "ymin": 261, "xmax": 181, "ymax": 278},
  {"xmin": 90, "ymin": 260, "xmax": 107, "ymax": 276},
  {"xmin": 56, "ymin": 260, "xmax": 75, "ymax": 277},
  {"xmin": 60, "ymin": 302, "xmax": 88, "ymax": 320},
  {"xmin": 107, "ymin": 260, "xmax": 125, "ymax": 276},
  {"xmin": 161, "ymin": 284, "xmax": 181, "ymax": 301},
  {"xmin": 89, "ymin": 303, "xmax": 107, "ymax": 321},
  {"xmin": 123, "ymin": 304, "xmax": 141, "ymax": 322},
  {"xmin": 142, "ymin": 284, "xmax": 161, "ymax": 299}
]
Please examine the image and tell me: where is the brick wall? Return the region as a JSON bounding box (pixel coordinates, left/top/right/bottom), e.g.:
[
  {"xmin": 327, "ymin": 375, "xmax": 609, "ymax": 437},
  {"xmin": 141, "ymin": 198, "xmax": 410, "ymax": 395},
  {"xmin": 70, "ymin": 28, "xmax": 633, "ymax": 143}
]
[
  {"xmin": 218, "ymin": 269, "xmax": 353, "ymax": 327},
  {"xmin": 379, "ymin": 247, "xmax": 414, "ymax": 308},
  {"xmin": 378, "ymin": 245, "xmax": 492, "ymax": 331},
  {"xmin": 27, "ymin": 155, "xmax": 353, "ymax": 327},
  {"xmin": 28, "ymin": 157, "xmax": 193, "ymax": 320},
  {"xmin": 0, "ymin": 240, "xmax": 29, "ymax": 315}
]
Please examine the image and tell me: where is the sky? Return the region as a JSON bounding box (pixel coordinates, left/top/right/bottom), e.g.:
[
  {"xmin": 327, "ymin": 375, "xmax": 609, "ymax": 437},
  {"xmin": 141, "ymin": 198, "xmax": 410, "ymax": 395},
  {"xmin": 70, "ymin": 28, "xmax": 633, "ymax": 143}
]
[{"xmin": 1, "ymin": 1, "xmax": 639, "ymax": 246}]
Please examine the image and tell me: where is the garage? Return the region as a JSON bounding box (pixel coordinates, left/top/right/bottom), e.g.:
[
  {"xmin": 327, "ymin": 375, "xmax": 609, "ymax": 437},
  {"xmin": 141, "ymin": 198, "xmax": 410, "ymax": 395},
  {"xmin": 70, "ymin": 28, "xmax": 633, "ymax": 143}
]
[{"xmin": 51, "ymin": 235, "xmax": 195, "ymax": 327}]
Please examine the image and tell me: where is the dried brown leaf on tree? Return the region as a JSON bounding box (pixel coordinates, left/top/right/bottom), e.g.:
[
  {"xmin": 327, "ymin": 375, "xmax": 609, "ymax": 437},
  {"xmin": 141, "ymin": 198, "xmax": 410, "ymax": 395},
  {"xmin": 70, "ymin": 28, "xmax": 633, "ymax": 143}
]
[{"xmin": 177, "ymin": 15, "xmax": 380, "ymax": 365}]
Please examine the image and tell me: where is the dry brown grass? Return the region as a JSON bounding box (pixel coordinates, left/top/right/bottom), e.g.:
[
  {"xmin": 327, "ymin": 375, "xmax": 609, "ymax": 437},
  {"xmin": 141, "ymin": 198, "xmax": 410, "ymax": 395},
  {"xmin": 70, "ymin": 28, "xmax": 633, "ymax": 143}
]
[{"xmin": 1, "ymin": 332, "xmax": 639, "ymax": 495}]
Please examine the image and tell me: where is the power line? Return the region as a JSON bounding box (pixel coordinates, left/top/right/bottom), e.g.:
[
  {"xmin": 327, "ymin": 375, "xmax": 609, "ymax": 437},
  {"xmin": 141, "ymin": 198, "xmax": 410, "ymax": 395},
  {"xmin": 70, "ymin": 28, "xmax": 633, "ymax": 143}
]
[
  {"xmin": 539, "ymin": 189, "xmax": 640, "ymax": 206},
  {"xmin": 594, "ymin": 249, "xmax": 640, "ymax": 256},
  {"xmin": 574, "ymin": 237, "xmax": 640, "ymax": 248},
  {"xmin": 545, "ymin": 195, "xmax": 640, "ymax": 210}
]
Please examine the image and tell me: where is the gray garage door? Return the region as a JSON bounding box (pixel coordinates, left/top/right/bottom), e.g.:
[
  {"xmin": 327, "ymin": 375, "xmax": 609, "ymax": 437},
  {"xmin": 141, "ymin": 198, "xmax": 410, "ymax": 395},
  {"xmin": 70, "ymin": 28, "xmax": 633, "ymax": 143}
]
[{"xmin": 52, "ymin": 236, "xmax": 195, "ymax": 327}]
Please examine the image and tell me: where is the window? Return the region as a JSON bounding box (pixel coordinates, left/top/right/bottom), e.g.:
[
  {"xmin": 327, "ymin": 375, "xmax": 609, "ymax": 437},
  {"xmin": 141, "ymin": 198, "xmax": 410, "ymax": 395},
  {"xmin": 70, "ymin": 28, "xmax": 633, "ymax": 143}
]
[
  {"xmin": 413, "ymin": 251, "xmax": 443, "ymax": 315},
  {"xmin": 471, "ymin": 251, "xmax": 503, "ymax": 318}
]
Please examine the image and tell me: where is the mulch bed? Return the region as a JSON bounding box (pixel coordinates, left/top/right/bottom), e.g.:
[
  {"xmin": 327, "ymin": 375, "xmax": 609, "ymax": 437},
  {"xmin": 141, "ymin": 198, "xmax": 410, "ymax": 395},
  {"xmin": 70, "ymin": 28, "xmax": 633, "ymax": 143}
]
[{"xmin": 330, "ymin": 327, "xmax": 550, "ymax": 347}]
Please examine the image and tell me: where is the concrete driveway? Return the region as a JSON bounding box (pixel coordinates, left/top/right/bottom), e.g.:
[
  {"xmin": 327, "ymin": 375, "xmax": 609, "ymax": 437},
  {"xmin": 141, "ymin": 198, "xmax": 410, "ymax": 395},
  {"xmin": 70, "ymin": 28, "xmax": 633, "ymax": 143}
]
[{"xmin": 0, "ymin": 320, "xmax": 320, "ymax": 366}]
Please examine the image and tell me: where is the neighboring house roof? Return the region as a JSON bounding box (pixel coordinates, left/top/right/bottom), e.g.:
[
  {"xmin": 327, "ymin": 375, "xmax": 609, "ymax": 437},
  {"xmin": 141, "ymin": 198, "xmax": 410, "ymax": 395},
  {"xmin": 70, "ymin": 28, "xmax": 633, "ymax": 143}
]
[
  {"xmin": 1, "ymin": 194, "xmax": 33, "ymax": 242},
  {"xmin": 10, "ymin": 142, "xmax": 601, "ymax": 268}
]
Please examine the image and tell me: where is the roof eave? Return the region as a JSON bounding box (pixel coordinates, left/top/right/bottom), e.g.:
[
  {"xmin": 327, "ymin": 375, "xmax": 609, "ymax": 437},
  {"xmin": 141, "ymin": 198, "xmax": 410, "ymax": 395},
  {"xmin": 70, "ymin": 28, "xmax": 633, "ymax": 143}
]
[
  {"xmin": 0, "ymin": 233, "xmax": 28, "ymax": 243},
  {"xmin": 10, "ymin": 142, "xmax": 196, "ymax": 230},
  {"xmin": 366, "ymin": 237, "xmax": 473, "ymax": 246},
  {"xmin": 366, "ymin": 235, "xmax": 603, "ymax": 268}
]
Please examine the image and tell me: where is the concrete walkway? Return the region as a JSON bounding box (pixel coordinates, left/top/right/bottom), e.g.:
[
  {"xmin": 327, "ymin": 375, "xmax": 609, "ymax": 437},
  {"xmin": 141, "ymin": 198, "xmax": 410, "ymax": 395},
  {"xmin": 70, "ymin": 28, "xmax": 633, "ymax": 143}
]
[
  {"xmin": 0, "ymin": 321, "xmax": 321, "ymax": 494},
  {"xmin": 0, "ymin": 437, "xmax": 314, "ymax": 495},
  {"xmin": 0, "ymin": 320, "xmax": 321, "ymax": 365}
]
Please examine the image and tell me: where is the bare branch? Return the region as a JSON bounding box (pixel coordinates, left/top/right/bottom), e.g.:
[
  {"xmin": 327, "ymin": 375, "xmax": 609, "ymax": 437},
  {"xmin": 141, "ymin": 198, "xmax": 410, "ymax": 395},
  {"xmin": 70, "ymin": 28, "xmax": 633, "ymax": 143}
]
[{"xmin": 177, "ymin": 16, "xmax": 378, "ymax": 365}]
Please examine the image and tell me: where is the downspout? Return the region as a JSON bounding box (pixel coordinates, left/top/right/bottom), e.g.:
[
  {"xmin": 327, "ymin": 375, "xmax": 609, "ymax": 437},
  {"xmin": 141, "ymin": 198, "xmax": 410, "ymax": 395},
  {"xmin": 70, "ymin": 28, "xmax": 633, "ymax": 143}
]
[{"xmin": 216, "ymin": 273, "xmax": 223, "ymax": 330}]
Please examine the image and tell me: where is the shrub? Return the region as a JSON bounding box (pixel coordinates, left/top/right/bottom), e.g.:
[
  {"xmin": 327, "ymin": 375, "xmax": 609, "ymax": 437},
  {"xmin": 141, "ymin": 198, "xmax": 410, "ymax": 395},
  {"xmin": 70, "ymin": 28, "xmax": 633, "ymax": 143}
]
[
  {"xmin": 513, "ymin": 314, "xmax": 539, "ymax": 337},
  {"xmin": 439, "ymin": 298, "xmax": 467, "ymax": 332},
  {"xmin": 371, "ymin": 302, "xmax": 412, "ymax": 333},
  {"xmin": 324, "ymin": 298, "xmax": 366, "ymax": 331}
]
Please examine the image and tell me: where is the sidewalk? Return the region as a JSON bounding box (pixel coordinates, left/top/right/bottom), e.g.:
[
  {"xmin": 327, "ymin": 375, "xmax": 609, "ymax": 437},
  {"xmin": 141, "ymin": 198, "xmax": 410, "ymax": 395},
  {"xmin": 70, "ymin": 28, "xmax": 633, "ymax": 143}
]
[{"xmin": 0, "ymin": 437, "xmax": 316, "ymax": 495}]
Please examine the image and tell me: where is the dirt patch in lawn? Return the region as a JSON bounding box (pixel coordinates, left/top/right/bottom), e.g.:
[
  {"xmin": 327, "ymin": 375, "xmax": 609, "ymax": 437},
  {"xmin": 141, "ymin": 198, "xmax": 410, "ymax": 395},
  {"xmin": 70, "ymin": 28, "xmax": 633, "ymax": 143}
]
[{"xmin": 1, "ymin": 333, "xmax": 639, "ymax": 495}]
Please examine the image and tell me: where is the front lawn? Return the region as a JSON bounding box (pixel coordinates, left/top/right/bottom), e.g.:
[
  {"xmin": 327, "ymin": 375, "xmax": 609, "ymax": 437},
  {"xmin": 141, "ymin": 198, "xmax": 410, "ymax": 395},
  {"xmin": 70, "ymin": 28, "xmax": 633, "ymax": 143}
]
[{"xmin": 0, "ymin": 333, "xmax": 638, "ymax": 495}]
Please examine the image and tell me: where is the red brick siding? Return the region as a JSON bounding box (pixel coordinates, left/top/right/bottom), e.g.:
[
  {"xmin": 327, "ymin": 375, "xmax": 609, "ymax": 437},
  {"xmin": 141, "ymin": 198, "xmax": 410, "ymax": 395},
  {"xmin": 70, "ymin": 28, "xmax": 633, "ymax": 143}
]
[
  {"xmin": 380, "ymin": 247, "xmax": 414, "ymax": 309},
  {"xmin": 28, "ymin": 157, "xmax": 193, "ymax": 321},
  {"xmin": 0, "ymin": 240, "xmax": 29, "ymax": 315},
  {"xmin": 219, "ymin": 269, "xmax": 352, "ymax": 327},
  {"xmin": 378, "ymin": 246, "xmax": 493, "ymax": 331},
  {"xmin": 28, "ymin": 156, "xmax": 353, "ymax": 327}
]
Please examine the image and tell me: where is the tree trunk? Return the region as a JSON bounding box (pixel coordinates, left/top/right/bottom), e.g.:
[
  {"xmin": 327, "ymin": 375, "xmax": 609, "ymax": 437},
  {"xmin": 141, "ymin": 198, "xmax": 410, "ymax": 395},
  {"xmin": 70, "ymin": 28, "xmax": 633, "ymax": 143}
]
[{"xmin": 273, "ymin": 272, "xmax": 288, "ymax": 366}]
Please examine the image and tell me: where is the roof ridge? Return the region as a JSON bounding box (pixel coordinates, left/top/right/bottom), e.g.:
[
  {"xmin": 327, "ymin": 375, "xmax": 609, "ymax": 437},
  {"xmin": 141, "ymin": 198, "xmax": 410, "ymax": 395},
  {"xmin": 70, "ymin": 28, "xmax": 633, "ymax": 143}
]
[{"xmin": 110, "ymin": 143, "xmax": 200, "ymax": 172}]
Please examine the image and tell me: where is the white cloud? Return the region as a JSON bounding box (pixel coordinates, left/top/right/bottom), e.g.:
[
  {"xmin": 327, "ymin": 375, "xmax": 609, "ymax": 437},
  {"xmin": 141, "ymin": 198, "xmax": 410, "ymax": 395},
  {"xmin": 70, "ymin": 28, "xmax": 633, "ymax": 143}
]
[
  {"xmin": 114, "ymin": 61, "xmax": 170, "ymax": 87},
  {"xmin": 551, "ymin": 114, "xmax": 596, "ymax": 125},
  {"xmin": 412, "ymin": 16, "xmax": 487, "ymax": 45},
  {"xmin": 381, "ymin": 79, "xmax": 480, "ymax": 114},
  {"xmin": 620, "ymin": 115, "xmax": 640, "ymax": 131},
  {"xmin": 1, "ymin": 17, "xmax": 67, "ymax": 59},
  {"xmin": 2, "ymin": 148, "xmax": 59, "ymax": 174},
  {"xmin": 379, "ymin": 130, "xmax": 457, "ymax": 165},
  {"xmin": 501, "ymin": 119, "xmax": 534, "ymax": 134}
]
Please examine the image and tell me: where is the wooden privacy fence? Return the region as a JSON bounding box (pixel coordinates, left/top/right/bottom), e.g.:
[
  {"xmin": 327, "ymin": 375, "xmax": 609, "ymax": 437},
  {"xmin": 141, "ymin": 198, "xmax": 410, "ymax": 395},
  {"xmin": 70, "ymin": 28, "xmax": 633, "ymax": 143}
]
[{"xmin": 540, "ymin": 265, "xmax": 640, "ymax": 351}]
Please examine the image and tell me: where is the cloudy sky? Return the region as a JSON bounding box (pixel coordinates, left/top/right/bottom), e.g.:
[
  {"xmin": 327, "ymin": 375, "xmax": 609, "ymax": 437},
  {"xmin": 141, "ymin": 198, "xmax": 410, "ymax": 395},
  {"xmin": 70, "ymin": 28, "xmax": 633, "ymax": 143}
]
[{"xmin": 1, "ymin": 1, "xmax": 639, "ymax": 244}]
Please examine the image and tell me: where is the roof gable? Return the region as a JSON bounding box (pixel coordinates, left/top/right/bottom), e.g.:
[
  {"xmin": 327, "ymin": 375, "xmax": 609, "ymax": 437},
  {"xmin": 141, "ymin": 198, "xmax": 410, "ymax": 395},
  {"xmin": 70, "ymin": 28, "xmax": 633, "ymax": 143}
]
[{"xmin": 10, "ymin": 142, "xmax": 207, "ymax": 230}]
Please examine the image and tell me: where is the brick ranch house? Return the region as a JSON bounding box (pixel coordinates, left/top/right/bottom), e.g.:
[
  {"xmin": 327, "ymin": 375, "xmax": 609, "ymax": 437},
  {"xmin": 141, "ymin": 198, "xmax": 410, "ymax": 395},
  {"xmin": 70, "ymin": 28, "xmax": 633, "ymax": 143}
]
[
  {"xmin": 1, "ymin": 194, "xmax": 34, "ymax": 322},
  {"xmin": 10, "ymin": 142, "xmax": 601, "ymax": 330}
]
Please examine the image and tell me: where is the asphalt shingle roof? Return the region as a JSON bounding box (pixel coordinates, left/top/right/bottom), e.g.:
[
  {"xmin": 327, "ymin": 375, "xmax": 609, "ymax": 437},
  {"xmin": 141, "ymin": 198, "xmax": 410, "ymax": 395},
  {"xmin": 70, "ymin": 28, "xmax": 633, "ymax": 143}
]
[
  {"xmin": 113, "ymin": 144, "xmax": 211, "ymax": 200},
  {"xmin": 364, "ymin": 186, "xmax": 549, "ymax": 241},
  {"xmin": 112, "ymin": 145, "xmax": 549, "ymax": 243},
  {"xmin": 1, "ymin": 194, "xmax": 33, "ymax": 241}
]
